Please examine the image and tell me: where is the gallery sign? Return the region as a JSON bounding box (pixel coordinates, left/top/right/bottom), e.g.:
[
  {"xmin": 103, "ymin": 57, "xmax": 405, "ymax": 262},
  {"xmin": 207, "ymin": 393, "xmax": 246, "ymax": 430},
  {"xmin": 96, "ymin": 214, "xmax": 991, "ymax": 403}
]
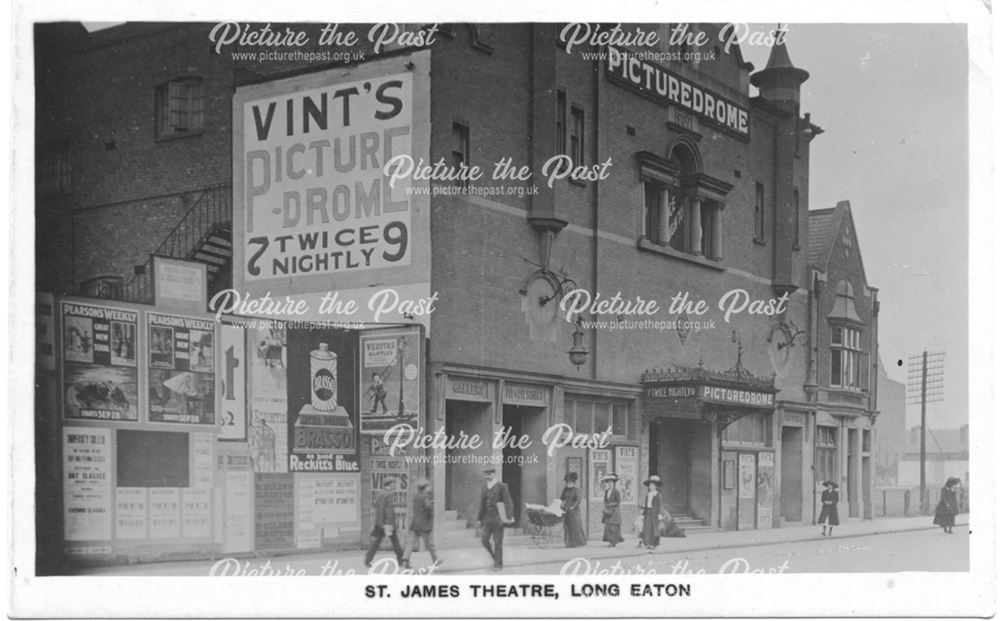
[{"xmin": 232, "ymin": 52, "xmax": 432, "ymax": 327}]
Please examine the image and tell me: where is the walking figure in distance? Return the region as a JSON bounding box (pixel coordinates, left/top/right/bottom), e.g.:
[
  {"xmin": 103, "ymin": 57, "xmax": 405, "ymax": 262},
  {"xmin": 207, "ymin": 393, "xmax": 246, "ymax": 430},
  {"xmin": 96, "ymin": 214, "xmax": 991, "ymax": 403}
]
[
  {"xmin": 933, "ymin": 477, "xmax": 961, "ymax": 534},
  {"xmin": 477, "ymin": 467, "xmax": 514, "ymax": 572},
  {"xmin": 601, "ymin": 473, "xmax": 625, "ymax": 547},
  {"xmin": 403, "ymin": 478, "xmax": 440, "ymax": 568},
  {"xmin": 818, "ymin": 480, "xmax": 840, "ymax": 536},
  {"xmin": 365, "ymin": 478, "xmax": 404, "ymax": 568},
  {"xmin": 639, "ymin": 475, "xmax": 663, "ymax": 551}
]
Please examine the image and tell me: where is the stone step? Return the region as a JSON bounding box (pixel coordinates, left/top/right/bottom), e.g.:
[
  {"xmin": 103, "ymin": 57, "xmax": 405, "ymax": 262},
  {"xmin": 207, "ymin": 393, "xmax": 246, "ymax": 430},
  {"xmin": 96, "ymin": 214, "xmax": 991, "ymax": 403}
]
[
  {"xmin": 439, "ymin": 519, "xmax": 473, "ymax": 533},
  {"xmin": 442, "ymin": 510, "xmax": 459, "ymax": 520}
]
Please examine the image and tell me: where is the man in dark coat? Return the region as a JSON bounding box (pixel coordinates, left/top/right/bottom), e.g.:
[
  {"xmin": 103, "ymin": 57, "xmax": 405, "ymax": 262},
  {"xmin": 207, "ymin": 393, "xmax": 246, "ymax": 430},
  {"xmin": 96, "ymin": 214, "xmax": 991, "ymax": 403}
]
[
  {"xmin": 403, "ymin": 478, "xmax": 440, "ymax": 567},
  {"xmin": 477, "ymin": 467, "xmax": 514, "ymax": 571},
  {"xmin": 364, "ymin": 478, "xmax": 404, "ymax": 568}
]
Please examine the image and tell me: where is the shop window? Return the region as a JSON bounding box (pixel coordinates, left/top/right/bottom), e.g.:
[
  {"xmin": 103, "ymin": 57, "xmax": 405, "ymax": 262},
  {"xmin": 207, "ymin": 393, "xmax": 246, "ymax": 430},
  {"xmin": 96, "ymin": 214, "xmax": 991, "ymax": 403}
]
[
  {"xmin": 570, "ymin": 106, "xmax": 585, "ymax": 164},
  {"xmin": 723, "ymin": 414, "xmax": 771, "ymax": 447},
  {"xmin": 815, "ymin": 425, "xmax": 838, "ymax": 484},
  {"xmin": 831, "ymin": 325, "xmax": 861, "ymax": 388},
  {"xmin": 451, "ymin": 123, "xmax": 470, "ymax": 189},
  {"xmin": 155, "ymin": 77, "xmax": 204, "ymax": 138},
  {"xmin": 611, "ymin": 403, "xmax": 628, "ymax": 437},
  {"xmin": 556, "ymin": 90, "xmax": 567, "ymax": 155},
  {"xmin": 754, "ymin": 182, "xmax": 765, "ymax": 242},
  {"xmin": 565, "ymin": 396, "xmax": 631, "ymax": 439}
]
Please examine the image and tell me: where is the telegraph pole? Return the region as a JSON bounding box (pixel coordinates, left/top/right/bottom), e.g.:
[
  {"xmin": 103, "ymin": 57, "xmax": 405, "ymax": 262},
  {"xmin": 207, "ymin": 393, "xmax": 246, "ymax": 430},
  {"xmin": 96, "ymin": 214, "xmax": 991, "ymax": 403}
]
[{"xmin": 907, "ymin": 351, "xmax": 945, "ymax": 513}]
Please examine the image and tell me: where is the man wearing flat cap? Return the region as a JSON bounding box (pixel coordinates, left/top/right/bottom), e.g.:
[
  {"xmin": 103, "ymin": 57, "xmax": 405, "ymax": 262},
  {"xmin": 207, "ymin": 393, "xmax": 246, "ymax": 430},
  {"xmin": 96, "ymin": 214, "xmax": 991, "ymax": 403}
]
[
  {"xmin": 364, "ymin": 477, "xmax": 404, "ymax": 568},
  {"xmin": 477, "ymin": 466, "xmax": 514, "ymax": 571},
  {"xmin": 403, "ymin": 478, "xmax": 440, "ymax": 568}
]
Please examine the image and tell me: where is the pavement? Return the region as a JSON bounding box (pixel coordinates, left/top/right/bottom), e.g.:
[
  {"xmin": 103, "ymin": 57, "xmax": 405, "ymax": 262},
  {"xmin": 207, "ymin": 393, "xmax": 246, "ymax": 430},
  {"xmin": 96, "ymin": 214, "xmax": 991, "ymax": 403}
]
[{"xmin": 73, "ymin": 513, "xmax": 970, "ymax": 576}]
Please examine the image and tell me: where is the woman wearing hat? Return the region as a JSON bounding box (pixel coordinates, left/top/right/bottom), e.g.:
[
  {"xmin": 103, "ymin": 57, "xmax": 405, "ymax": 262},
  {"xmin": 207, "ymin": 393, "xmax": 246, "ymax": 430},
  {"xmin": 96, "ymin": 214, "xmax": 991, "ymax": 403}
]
[
  {"xmin": 600, "ymin": 473, "xmax": 625, "ymax": 547},
  {"xmin": 818, "ymin": 481, "xmax": 840, "ymax": 536},
  {"xmin": 933, "ymin": 477, "xmax": 961, "ymax": 534},
  {"xmin": 639, "ymin": 475, "xmax": 663, "ymax": 550},
  {"xmin": 560, "ymin": 472, "xmax": 587, "ymax": 547}
]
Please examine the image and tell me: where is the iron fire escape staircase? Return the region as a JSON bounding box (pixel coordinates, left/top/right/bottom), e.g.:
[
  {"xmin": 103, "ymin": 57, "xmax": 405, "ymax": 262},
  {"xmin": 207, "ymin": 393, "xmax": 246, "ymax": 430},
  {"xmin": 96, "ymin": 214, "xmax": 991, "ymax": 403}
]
[{"xmin": 85, "ymin": 184, "xmax": 232, "ymax": 305}]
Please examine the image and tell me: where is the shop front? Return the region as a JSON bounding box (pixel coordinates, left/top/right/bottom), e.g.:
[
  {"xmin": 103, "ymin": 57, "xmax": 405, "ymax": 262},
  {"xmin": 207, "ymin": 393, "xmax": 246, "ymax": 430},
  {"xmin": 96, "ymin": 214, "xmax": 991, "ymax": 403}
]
[{"xmin": 642, "ymin": 364, "xmax": 778, "ymax": 531}]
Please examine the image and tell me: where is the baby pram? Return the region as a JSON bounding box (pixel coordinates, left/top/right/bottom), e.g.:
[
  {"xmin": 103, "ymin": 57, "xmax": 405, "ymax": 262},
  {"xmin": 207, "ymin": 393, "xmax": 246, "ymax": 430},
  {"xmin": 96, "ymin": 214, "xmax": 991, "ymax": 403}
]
[{"xmin": 524, "ymin": 501, "xmax": 564, "ymax": 548}]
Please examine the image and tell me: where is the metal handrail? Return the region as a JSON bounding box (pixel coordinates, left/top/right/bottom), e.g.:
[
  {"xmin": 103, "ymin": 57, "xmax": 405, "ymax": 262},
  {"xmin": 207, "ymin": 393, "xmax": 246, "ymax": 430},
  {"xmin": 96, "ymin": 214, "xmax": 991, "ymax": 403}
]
[{"xmin": 102, "ymin": 184, "xmax": 232, "ymax": 304}]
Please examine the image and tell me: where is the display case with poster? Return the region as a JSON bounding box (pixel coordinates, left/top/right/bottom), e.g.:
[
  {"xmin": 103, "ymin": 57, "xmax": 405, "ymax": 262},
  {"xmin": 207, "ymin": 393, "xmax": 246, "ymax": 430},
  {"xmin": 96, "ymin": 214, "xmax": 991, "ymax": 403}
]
[
  {"xmin": 61, "ymin": 300, "xmax": 139, "ymax": 421},
  {"xmin": 146, "ymin": 312, "xmax": 217, "ymax": 425}
]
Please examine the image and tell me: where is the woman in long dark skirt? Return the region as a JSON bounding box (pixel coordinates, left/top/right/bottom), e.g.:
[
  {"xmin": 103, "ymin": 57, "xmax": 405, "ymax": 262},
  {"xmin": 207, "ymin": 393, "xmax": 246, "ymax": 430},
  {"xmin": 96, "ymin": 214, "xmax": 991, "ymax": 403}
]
[
  {"xmin": 639, "ymin": 475, "xmax": 662, "ymax": 550},
  {"xmin": 601, "ymin": 473, "xmax": 625, "ymax": 546},
  {"xmin": 561, "ymin": 472, "xmax": 587, "ymax": 547},
  {"xmin": 933, "ymin": 477, "xmax": 961, "ymax": 533},
  {"xmin": 818, "ymin": 480, "xmax": 840, "ymax": 536}
]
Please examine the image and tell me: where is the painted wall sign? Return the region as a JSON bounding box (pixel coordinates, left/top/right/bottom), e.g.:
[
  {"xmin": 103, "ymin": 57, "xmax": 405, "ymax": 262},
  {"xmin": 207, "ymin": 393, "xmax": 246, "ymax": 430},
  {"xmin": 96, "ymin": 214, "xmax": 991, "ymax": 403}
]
[
  {"xmin": 232, "ymin": 53, "xmax": 432, "ymax": 328},
  {"xmin": 62, "ymin": 301, "xmax": 138, "ymax": 421},
  {"xmin": 606, "ymin": 44, "xmax": 750, "ymax": 138},
  {"xmin": 445, "ymin": 377, "xmax": 492, "ymax": 402},
  {"xmin": 502, "ymin": 382, "xmax": 549, "ymax": 406}
]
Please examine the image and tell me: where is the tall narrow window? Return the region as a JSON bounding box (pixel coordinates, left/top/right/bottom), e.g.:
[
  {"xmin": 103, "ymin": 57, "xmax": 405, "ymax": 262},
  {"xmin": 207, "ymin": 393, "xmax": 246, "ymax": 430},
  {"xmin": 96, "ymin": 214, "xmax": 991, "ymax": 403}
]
[
  {"xmin": 570, "ymin": 106, "xmax": 584, "ymax": 164},
  {"xmin": 451, "ymin": 123, "xmax": 470, "ymax": 188},
  {"xmin": 831, "ymin": 325, "xmax": 861, "ymax": 388},
  {"xmin": 754, "ymin": 182, "xmax": 765, "ymax": 242},
  {"xmin": 815, "ymin": 425, "xmax": 838, "ymax": 484},
  {"xmin": 556, "ymin": 90, "xmax": 567, "ymax": 155},
  {"xmin": 156, "ymin": 78, "xmax": 204, "ymax": 138},
  {"xmin": 643, "ymin": 181, "xmax": 662, "ymax": 243}
]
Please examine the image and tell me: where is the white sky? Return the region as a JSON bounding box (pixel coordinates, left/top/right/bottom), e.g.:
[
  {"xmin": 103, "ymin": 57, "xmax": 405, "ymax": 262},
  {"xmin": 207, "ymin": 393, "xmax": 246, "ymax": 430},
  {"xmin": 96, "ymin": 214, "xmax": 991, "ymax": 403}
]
[{"xmin": 742, "ymin": 24, "xmax": 969, "ymax": 429}]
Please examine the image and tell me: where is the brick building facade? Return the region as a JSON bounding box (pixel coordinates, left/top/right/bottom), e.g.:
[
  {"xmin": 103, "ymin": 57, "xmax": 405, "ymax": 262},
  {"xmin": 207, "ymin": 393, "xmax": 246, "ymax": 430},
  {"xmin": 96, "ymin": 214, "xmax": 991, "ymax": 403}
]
[{"xmin": 35, "ymin": 22, "xmax": 879, "ymax": 571}]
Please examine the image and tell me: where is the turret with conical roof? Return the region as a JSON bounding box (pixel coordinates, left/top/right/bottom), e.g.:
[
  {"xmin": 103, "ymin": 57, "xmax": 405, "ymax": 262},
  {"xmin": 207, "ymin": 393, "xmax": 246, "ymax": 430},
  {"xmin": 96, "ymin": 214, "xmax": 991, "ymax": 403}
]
[{"xmin": 750, "ymin": 29, "xmax": 809, "ymax": 109}]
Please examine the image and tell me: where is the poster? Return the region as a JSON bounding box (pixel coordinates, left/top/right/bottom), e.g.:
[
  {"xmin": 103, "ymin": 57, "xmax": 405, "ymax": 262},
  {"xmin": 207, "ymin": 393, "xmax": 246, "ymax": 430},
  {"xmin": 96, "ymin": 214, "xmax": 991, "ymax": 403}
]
[
  {"xmin": 63, "ymin": 427, "xmax": 112, "ymax": 541},
  {"xmin": 61, "ymin": 302, "xmax": 138, "ymax": 421},
  {"xmin": 615, "ymin": 445, "xmax": 639, "ymax": 504},
  {"xmin": 286, "ymin": 328, "xmax": 359, "ymax": 473},
  {"xmin": 738, "ymin": 453, "xmax": 756, "ymax": 500},
  {"xmin": 224, "ymin": 470, "xmax": 253, "ymax": 554},
  {"xmin": 249, "ymin": 325, "xmax": 288, "ymax": 472},
  {"xmin": 589, "ymin": 449, "xmax": 611, "ymax": 500},
  {"xmin": 218, "ymin": 324, "xmax": 248, "ymax": 440},
  {"xmin": 182, "ymin": 488, "xmax": 212, "ymax": 539},
  {"xmin": 370, "ymin": 447, "xmax": 409, "ymax": 532},
  {"xmin": 757, "ymin": 451, "xmax": 775, "ymax": 529},
  {"xmin": 148, "ymin": 488, "xmax": 181, "ymax": 539},
  {"xmin": 192, "ymin": 433, "xmax": 214, "ymax": 489},
  {"xmin": 254, "ymin": 473, "xmax": 295, "ymax": 551},
  {"xmin": 147, "ymin": 312, "xmax": 216, "ymax": 424},
  {"xmin": 115, "ymin": 487, "xmax": 147, "ymax": 540},
  {"xmin": 359, "ymin": 327, "xmax": 423, "ymax": 435}
]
